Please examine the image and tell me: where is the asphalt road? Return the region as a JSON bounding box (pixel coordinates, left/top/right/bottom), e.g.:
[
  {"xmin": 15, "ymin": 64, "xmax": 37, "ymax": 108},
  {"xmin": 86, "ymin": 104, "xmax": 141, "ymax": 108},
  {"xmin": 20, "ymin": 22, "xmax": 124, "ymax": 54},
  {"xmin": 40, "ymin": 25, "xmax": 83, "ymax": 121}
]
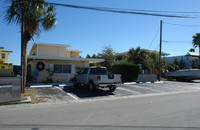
[
  {"xmin": 0, "ymin": 91, "xmax": 200, "ymax": 130},
  {"xmin": 34, "ymin": 80, "xmax": 200, "ymax": 102}
]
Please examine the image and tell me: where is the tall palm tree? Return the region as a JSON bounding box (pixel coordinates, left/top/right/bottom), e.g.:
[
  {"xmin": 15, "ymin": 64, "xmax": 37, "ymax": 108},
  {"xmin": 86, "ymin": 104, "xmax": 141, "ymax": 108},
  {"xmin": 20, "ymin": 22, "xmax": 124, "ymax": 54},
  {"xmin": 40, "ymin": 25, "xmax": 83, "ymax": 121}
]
[
  {"xmin": 5, "ymin": 0, "xmax": 56, "ymax": 92},
  {"xmin": 192, "ymin": 33, "xmax": 200, "ymax": 68}
]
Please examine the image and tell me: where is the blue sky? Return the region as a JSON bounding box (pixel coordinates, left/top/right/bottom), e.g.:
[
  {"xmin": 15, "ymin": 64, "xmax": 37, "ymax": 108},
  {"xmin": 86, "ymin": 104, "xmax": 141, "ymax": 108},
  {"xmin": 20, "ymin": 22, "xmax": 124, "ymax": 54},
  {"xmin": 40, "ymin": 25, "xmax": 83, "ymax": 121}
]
[{"xmin": 1, "ymin": 0, "xmax": 200, "ymax": 65}]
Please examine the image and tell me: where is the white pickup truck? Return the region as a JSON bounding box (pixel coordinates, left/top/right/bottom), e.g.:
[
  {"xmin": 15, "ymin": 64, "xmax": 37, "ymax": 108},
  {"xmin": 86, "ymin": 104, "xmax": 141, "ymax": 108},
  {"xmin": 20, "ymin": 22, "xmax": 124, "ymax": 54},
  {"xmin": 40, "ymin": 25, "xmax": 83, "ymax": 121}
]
[{"xmin": 74, "ymin": 66, "xmax": 122, "ymax": 92}]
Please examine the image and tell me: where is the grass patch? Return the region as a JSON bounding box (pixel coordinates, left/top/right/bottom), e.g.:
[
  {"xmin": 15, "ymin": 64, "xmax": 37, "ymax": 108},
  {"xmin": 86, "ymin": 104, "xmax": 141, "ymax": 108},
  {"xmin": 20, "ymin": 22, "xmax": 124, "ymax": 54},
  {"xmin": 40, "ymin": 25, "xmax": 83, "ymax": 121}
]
[{"xmin": 21, "ymin": 87, "xmax": 49, "ymax": 104}]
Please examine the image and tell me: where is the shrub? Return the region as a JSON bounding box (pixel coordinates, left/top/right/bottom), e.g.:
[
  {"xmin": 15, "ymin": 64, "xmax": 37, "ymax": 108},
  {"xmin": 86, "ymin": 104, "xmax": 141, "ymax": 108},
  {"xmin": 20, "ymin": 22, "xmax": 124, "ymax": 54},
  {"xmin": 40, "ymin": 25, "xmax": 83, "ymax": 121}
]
[{"xmin": 111, "ymin": 62, "xmax": 139, "ymax": 82}]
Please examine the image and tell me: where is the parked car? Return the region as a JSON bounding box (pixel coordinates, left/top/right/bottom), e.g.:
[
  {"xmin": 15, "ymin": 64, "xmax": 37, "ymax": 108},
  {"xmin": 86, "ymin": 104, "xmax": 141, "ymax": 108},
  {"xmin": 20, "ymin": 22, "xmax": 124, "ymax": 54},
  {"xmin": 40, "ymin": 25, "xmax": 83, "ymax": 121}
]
[{"xmin": 74, "ymin": 66, "xmax": 122, "ymax": 92}]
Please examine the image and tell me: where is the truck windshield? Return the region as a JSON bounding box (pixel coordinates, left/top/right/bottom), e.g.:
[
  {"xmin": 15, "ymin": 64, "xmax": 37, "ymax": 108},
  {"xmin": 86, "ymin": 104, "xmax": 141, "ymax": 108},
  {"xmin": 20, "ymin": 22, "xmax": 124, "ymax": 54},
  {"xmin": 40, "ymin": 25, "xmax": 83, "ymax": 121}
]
[{"xmin": 90, "ymin": 68, "xmax": 107, "ymax": 75}]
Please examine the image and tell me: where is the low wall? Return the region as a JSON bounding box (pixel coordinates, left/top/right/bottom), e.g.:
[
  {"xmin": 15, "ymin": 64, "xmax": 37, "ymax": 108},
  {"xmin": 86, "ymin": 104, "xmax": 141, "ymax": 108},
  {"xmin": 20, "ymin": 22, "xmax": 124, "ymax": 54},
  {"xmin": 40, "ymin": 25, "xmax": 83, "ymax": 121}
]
[
  {"xmin": 136, "ymin": 74, "xmax": 157, "ymax": 83},
  {"xmin": 0, "ymin": 77, "xmax": 21, "ymax": 103}
]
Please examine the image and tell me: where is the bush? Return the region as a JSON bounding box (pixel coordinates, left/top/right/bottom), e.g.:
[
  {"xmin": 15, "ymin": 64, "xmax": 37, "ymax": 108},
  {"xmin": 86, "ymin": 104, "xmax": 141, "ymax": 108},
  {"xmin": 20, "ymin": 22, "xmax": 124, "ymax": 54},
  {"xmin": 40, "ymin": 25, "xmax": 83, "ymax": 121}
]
[{"xmin": 111, "ymin": 62, "xmax": 140, "ymax": 82}]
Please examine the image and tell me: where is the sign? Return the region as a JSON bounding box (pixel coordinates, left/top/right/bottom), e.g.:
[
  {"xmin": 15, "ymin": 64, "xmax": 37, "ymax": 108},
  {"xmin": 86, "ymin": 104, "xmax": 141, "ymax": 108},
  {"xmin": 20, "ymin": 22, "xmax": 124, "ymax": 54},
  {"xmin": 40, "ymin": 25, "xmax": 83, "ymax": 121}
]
[{"xmin": 33, "ymin": 70, "xmax": 39, "ymax": 77}]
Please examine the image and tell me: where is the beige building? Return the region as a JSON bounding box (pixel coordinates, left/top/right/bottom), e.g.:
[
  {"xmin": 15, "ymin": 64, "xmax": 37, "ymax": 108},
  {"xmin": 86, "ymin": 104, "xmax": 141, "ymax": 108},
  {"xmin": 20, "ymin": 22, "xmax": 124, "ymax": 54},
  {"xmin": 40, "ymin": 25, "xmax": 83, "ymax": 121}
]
[{"xmin": 27, "ymin": 43, "xmax": 104, "ymax": 83}]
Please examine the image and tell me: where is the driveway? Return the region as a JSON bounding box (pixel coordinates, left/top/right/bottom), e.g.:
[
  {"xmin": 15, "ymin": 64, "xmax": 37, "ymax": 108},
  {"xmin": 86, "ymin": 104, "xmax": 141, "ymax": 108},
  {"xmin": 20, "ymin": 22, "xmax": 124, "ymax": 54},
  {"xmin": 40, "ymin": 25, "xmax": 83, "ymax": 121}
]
[{"xmin": 34, "ymin": 80, "xmax": 200, "ymax": 103}]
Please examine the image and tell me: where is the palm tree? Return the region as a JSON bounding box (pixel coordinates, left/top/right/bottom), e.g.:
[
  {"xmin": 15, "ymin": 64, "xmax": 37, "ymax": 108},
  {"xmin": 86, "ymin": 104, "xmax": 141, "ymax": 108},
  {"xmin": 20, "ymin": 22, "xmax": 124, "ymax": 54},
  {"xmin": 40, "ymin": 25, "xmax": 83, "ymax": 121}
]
[
  {"xmin": 192, "ymin": 33, "xmax": 200, "ymax": 68},
  {"xmin": 128, "ymin": 47, "xmax": 147, "ymax": 64},
  {"xmin": 5, "ymin": 0, "xmax": 56, "ymax": 92}
]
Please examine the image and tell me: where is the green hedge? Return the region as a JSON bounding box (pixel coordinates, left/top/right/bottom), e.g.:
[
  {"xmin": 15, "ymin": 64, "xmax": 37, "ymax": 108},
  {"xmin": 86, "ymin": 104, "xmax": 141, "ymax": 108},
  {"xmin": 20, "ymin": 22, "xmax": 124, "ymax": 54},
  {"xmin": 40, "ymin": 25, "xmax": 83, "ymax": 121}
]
[{"xmin": 111, "ymin": 62, "xmax": 139, "ymax": 82}]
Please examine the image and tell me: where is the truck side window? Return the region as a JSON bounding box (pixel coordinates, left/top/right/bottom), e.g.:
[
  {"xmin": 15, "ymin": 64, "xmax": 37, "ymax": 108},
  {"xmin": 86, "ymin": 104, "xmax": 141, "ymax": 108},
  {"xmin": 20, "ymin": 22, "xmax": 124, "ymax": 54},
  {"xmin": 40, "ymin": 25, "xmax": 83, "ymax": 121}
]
[{"xmin": 83, "ymin": 68, "xmax": 88, "ymax": 74}]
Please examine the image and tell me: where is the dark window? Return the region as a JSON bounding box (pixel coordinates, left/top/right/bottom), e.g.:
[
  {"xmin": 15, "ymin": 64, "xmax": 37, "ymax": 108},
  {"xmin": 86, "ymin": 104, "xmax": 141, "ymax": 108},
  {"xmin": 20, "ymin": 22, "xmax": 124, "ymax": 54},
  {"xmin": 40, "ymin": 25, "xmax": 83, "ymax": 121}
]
[
  {"xmin": 1, "ymin": 53, "xmax": 5, "ymax": 59},
  {"xmin": 90, "ymin": 68, "xmax": 107, "ymax": 75},
  {"xmin": 63, "ymin": 65, "xmax": 71, "ymax": 73},
  {"xmin": 54, "ymin": 65, "xmax": 71, "ymax": 73},
  {"xmin": 1, "ymin": 66, "xmax": 5, "ymax": 69},
  {"xmin": 83, "ymin": 68, "xmax": 88, "ymax": 74},
  {"xmin": 79, "ymin": 68, "xmax": 88, "ymax": 74}
]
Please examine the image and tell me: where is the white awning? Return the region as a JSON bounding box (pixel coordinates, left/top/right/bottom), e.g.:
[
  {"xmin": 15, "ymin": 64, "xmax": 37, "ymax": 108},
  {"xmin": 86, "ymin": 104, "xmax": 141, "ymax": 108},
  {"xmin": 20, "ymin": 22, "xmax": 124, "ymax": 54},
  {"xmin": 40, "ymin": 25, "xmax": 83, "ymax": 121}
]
[{"xmin": 28, "ymin": 55, "xmax": 105, "ymax": 63}]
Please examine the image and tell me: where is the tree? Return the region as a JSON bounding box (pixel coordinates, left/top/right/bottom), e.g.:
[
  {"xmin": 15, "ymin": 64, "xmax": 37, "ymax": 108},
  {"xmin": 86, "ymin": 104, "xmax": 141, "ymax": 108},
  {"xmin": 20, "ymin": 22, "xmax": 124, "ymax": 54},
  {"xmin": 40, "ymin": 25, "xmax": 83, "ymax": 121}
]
[
  {"xmin": 179, "ymin": 58, "xmax": 185, "ymax": 69},
  {"xmin": 189, "ymin": 48, "xmax": 195, "ymax": 52},
  {"xmin": 86, "ymin": 54, "xmax": 91, "ymax": 58},
  {"xmin": 98, "ymin": 46, "xmax": 115, "ymax": 72},
  {"xmin": 192, "ymin": 33, "xmax": 200, "ymax": 67},
  {"xmin": 5, "ymin": 0, "xmax": 56, "ymax": 92},
  {"xmin": 127, "ymin": 46, "xmax": 148, "ymax": 69}
]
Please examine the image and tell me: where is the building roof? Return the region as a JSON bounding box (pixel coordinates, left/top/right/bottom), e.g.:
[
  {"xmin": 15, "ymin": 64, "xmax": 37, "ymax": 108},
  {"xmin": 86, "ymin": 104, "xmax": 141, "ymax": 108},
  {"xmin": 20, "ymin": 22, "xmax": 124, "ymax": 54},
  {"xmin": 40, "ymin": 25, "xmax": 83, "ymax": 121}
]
[
  {"xmin": 29, "ymin": 43, "xmax": 71, "ymax": 55},
  {"xmin": 185, "ymin": 52, "xmax": 199, "ymax": 56},
  {"xmin": 0, "ymin": 47, "xmax": 12, "ymax": 53},
  {"xmin": 115, "ymin": 49, "xmax": 170, "ymax": 57},
  {"xmin": 28, "ymin": 55, "xmax": 105, "ymax": 63}
]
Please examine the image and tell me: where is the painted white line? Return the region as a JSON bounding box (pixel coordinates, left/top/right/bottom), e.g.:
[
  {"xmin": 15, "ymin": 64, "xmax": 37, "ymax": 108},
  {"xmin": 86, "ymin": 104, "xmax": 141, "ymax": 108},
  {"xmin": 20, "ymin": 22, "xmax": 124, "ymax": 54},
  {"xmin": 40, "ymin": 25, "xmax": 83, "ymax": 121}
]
[
  {"xmin": 55, "ymin": 87, "xmax": 79, "ymax": 100},
  {"xmin": 118, "ymin": 87, "xmax": 141, "ymax": 95},
  {"xmin": 127, "ymin": 85, "xmax": 163, "ymax": 93}
]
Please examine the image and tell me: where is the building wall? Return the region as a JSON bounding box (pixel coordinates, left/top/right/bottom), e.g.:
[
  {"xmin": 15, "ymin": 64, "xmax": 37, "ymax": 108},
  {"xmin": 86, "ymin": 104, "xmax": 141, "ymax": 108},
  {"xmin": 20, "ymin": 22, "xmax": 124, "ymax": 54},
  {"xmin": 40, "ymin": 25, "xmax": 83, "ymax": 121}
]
[
  {"xmin": 0, "ymin": 51, "xmax": 11, "ymax": 63},
  {"xmin": 165, "ymin": 55, "xmax": 193, "ymax": 68},
  {"xmin": 38, "ymin": 45, "xmax": 66, "ymax": 57},
  {"xmin": 28, "ymin": 59, "xmax": 90, "ymax": 83},
  {"xmin": 66, "ymin": 51, "xmax": 80, "ymax": 58}
]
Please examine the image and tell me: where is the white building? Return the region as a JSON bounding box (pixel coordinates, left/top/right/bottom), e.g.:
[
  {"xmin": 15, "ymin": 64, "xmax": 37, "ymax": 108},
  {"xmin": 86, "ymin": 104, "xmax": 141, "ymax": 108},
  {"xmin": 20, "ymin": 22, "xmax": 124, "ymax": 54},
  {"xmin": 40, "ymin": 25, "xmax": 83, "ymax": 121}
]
[{"xmin": 165, "ymin": 52, "xmax": 199, "ymax": 68}]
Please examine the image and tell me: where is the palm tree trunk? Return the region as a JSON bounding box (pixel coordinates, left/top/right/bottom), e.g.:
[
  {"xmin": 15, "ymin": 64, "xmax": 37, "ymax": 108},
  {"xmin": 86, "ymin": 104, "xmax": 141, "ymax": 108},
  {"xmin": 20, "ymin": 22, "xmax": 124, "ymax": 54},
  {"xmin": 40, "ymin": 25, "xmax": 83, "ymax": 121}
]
[{"xmin": 22, "ymin": 40, "xmax": 28, "ymax": 93}]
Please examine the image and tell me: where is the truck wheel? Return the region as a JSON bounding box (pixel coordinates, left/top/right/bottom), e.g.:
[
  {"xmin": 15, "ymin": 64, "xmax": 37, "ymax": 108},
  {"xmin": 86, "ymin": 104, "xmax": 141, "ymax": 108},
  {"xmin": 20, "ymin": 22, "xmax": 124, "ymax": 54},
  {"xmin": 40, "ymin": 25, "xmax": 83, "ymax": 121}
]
[
  {"xmin": 89, "ymin": 81, "xmax": 96, "ymax": 92},
  {"xmin": 109, "ymin": 85, "xmax": 116, "ymax": 92}
]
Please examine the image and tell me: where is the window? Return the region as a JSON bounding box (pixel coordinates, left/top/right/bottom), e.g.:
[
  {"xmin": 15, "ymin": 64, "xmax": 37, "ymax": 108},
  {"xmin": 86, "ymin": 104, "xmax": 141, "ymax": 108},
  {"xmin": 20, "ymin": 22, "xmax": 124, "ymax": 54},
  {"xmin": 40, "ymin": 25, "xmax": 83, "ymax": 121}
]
[
  {"xmin": 71, "ymin": 54, "xmax": 75, "ymax": 58},
  {"xmin": 79, "ymin": 68, "xmax": 88, "ymax": 74},
  {"xmin": 1, "ymin": 53, "xmax": 5, "ymax": 59},
  {"xmin": 54, "ymin": 65, "xmax": 71, "ymax": 74},
  {"xmin": 90, "ymin": 68, "xmax": 107, "ymax": 75},
  {"xmin": 1, "ymin": 66, "xmax": 5, "ymax": 69}
]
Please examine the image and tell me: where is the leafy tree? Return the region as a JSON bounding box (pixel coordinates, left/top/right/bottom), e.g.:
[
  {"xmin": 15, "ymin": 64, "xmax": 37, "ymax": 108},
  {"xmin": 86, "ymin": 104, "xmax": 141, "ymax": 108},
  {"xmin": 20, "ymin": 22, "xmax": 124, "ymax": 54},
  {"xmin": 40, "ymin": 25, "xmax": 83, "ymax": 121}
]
[
  {"xmin": 179, "ymin": 58, "xmax": 185, "ymax": 69},
  {"xmin": 190, "ymin": 60, "xmax": 198, "ymax": 69},
  {"xmin": 98, "ymin": 46, "xmax": 115, "ymax": 72},
  {"xmin": 192, "ymin": 33, "xmax": 200, "ymax": 67},
  {"xmin": 86, "ymin": 54, "xmax": 91, "ymax": 58},
  {"xmin": 127, "ymin": 46, "xmax": 149, "ymax": 70},
  {"xmin": 5, "ymin": 0, "xmax": 56, "ymax": 91},
  {"xmin": 189, "ymin": 48, "xmax": 195, "ymax": 52},
  {"xmin": 92, "ymin": 54, "xmax": 97, "ymax": 58},
  {"xmin": 173, "ymin": 58, "xmax": 179, "ymax": 70}
]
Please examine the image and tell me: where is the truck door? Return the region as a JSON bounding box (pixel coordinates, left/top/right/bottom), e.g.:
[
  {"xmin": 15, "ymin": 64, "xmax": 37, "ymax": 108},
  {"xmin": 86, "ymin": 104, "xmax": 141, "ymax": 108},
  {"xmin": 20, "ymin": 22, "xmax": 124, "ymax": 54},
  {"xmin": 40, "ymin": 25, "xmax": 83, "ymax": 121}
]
[{"xmin": 77, "ymin": 68, "xmax": 88, "ymax": 84}]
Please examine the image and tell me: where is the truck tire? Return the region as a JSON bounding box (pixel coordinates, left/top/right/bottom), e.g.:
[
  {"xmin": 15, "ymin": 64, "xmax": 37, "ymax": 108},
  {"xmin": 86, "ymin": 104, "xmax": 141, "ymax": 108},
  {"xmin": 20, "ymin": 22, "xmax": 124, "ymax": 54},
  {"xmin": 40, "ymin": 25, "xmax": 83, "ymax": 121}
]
[
  {"xmin": 109, "ymin": 85, "xmax": 116, "ymax": 92},
  {"xmin": 89, "ymin": 81, "xmax": 96, "ymax": 92}
]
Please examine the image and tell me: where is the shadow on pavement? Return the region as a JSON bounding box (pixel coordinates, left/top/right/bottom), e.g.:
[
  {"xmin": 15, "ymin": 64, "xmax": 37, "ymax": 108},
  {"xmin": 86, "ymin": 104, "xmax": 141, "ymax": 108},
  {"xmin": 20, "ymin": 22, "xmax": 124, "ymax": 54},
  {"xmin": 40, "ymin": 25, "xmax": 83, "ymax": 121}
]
[{"xmin": 62, "ymin": 86, "xmax": 115, "ymax": 99}]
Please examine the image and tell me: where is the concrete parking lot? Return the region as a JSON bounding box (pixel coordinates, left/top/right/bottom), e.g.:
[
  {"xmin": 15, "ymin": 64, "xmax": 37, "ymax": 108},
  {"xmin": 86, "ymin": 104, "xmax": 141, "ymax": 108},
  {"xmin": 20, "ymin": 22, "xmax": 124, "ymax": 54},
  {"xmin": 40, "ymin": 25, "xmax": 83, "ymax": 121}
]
[{"xmin": 34, "ymin": 80, "xmax": 200, "ymax": 103}]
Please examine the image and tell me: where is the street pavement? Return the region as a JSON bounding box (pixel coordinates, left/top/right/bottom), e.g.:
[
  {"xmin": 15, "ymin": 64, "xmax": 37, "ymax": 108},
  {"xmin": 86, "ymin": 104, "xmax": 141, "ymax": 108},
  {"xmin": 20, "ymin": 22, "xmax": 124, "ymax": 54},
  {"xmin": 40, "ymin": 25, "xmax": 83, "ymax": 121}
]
[
  {"xmin": 0, "ymin": 90, "xmax": 200, "ymax": 130},
  {"xmin": 34, "ymin": 80, "xmax": 200, "ymax": 102}
]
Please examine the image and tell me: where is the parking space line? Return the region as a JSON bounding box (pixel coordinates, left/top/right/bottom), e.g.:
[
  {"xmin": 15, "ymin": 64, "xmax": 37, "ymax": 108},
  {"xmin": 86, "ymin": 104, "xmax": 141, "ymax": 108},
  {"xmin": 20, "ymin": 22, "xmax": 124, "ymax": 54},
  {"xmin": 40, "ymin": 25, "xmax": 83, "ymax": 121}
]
[
  {"xmin": 151, "ymin": 84, "xmax": 182, "ymax": 91},
  {"xmin": 128, "ymin": 85, "xmax": 163, "ymax": 93},
  {"xmin": 118, "ymin": 87, "xmax": 141, "ymax": 95},
  {"xmin": 55, "ymin": 87, "xmax": 79, "ymax": 100}
]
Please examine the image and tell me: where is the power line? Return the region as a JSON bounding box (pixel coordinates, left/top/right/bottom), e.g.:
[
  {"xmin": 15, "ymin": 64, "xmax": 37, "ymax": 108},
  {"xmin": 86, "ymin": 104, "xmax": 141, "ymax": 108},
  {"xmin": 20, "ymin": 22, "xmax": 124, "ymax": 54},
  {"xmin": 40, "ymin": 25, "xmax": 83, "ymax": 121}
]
[
  {"xmin": 148, "ymin": 28, "xmax": 159, "ymax": 49},
  {"xmin": 164, "ymin": 22, "xmax": 200, "ymax": 27},
  {"xmin": 44, "ymin": 2, "xmax": 200, "ymax": 19},
  {"xmin": 163, "ymin": 40, "xmax": 192, "ymax": 43}
]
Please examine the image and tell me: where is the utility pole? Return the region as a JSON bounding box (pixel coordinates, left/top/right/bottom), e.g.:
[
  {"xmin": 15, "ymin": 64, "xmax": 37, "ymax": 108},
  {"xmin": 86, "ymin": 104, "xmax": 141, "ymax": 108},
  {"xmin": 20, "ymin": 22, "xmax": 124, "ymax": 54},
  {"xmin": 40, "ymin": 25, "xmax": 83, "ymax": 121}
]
[
  {"xmin": 21, "ymin": 11, "xmax": 24, "ymax": 93},
  {"xmin": 158, "ymin": 20, "xmax": 162, "ymax": 81}
]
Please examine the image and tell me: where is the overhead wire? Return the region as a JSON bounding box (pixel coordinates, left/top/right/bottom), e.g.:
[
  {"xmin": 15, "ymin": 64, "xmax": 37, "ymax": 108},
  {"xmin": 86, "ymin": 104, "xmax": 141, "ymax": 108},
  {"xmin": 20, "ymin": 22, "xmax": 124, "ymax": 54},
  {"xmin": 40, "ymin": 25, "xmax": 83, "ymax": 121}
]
[
  {"xmin": 44, "ymin": 2, "xmax": 200, "ymax": 19},
  {"xmin": 148, "ymin": 28, "xmax": 159, "ymax": 49},
  {"xmin": 163, "ymin": 22, "xmax": 200, "ymax": 27}
]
